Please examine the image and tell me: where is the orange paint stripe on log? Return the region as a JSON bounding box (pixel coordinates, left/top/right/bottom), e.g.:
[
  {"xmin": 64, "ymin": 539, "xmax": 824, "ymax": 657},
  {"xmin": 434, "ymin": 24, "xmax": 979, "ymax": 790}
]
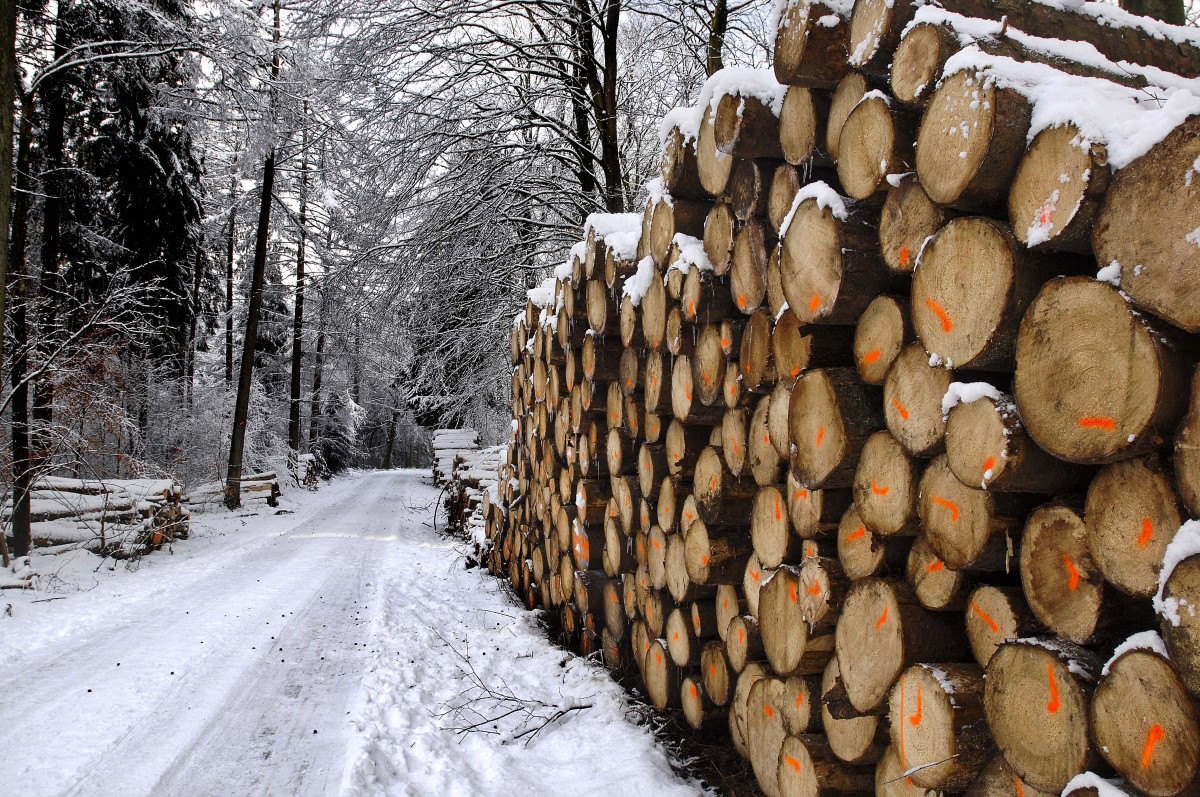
[
  {"xmin": 983, "ymin": 456, "xmax": 996, "ymax": 474},
  {"xmin": 791, "ymin": 365, "xmax": 801, "ymax": 378},
  {"xmin": 688, "ymin": 300, "xmax": 696, "ymax": 316},
  {"xmin": 1138, "ymin": 517, "xmax": 1154, "ymax": 548},
  {"xmin": 794, "ymin": 488, "xmax": 808, "ymax": 502},
  {"xmin": 931, "ymin": 496, "xmax": 959, "ymax": 521},
  {"xmin": 764, "ymin": 705, "xmax": 774, "ymax": 718},
  {"xmin": 1046, "ymin": 661, "xmax": 1060, "ymax": 714},
  {"xmin": 1014, "ymin": 778, "xmax": 1025, "ymax": 797},
  {"xmin": 876, "ymin": 605, "xmax": 889, "ymax": 629},
  {"xmin": 751, "ymin": 569, "xmax": 760, "ymax": 582},
  {"xmin": 1142, "ymin": 723, "xmax": 1165, "ymax": 768},
  {"xmin": 784, "ymin": 756, "xmax": 802, "ymax": 773},
  {"xmin": 796, "ymin": 693, "xmax": 804, "ymax": 709},
  {"xmin": 775, "ymin": 497, "xmax": 782, "ymax": 522},
  {"xmin": 925, "ymin": 297, "xmax": 953, "ymax": 332},
  {"xmin": 899, "ymin": 246, "xmax": 911, "ymax": 268},
  {"xmin": 809, "ymin": 294, "xmax": 821, "ymax": 313},
  {"xmin": 738, "ymin": 294, "xmax": 746, "ymax": 309},
  {"xmin": 847, "ymin": 526, "xmax": 866, "ymax": 542},
  {"xmin": 892, "ymin": 397, "xmax": 910, "ymax": 420},
  {"xmin": 871, "ymin": 480, "xmax": 889, "ymax": 496},
  {"xmin": 816, "ymin": 426, "xmax": 825, "ymax": 447},
  {"xmin": 790, "ymin": 581, "xmax": 798, "ymax": 603},
  {"xmin": 1062, "ymin": 553, "xmax": 1080, "ymax": 591},
  {"xmin": 807, "ymin": 578, "xmax": 821, "ymax": 596},
  {"xmin": 926, "ymin": 560, "xmax": 944, "ymax": 572},
  {"xmin": 861, "ymin": 348, "xmax": 881, "ymax": 365},
  {"xmin": 685, "ymin": 387, "xmax": 692, "ymax": 401},
  {"xmin": 710, "ymin": 664, "xmax": 717, "ymax": 675},
  {"xmin": 909, "ymin": 685, "xmax": 923, "ymax": 726},
  {"xmin": 738, "ymin": 627, "xmax": 745, "ymax": 643},
  {"xmin": 1079, "ymin": 416, "xmax": 1116, "ymax": 430},
  {"xmin": 971, "ymin": 602, "xmax": 1000, "ymax": 633},
  {"xmin": 702, "ymin": 555, "xmax": 709, "ymax": 567},
  {"xmin": 691, "ymin": 683, "xmax": 698, "ymax": 699}
]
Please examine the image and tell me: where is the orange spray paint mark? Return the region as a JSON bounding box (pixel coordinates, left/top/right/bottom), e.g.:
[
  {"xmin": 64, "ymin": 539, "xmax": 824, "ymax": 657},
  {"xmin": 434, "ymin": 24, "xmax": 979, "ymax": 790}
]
[
  {"xmin": 737, "ymin": 294, "xmax": 746, "ymax": 309},
  {"xmin": 751, "ymin": 569, "xmax": 760, "ymax": 583},
  {"xmin": 730, "ymin": 384, "xmax": 738, "ymax": 397},
  {"xmin": 763, "ymin": 434, "xmax": 770, "ymax": 445},
  {"xmin": 925, "ymin": 297, "xmax": 953, "ymax": 332},
  {"xmin": 721, "ymin": 337, "xmax": 729, "ymax": 349},
  {"xmin": 775, "ymin": 497, "xmax": 782, "ymax": 522},
  {"xmin": 784, "ymin": 756, "xmax": 802, "ymax": 773},
  {"xmin": 871, "ymin": 480, "xmax": 889, "ymax": 496},
  {"xmin": 738, "ymin": 627, "xmax": 745, "ymax": 644},
  {"xmin": 899, "ymin": 246, "xmax": 911, "ymax": 268},
  {"xmin": 1079, "ymin": 416, "xmax": 1116, "ymax": 431},
  {"xmin": 688, "ymin": 300, "xmax": 696, "ymax": 316},
  {"xmin": 932, "ymin": 496, "xmax": 960, "ymax": 522},
  {"xmin": 790, "ymin": 582, "xmax": 798, "ymax": 603},
  {"xmin": 791, "ymin": 365, "xmax": 801, "ymax": 378},
  {"xmin": 892, "ymin": 397, "xmax": 910, "ymax": 420},
  {"xmin": 807, "ymin": 578, "xmax": 821, "ymax": 596},
  {"xmin": 711, "ymin": 664, "xmax": 717, "ymax": 675},
  {"xmin": 876, "ymin": 605, "xmax": 889, "ymax": 629},
  {"xmin": 971, "ymin": 602, "xmax": 1000, "ymax": 634},
  {"xmin": 794, "ymin": 489, "xmax": 809, "ymax": 502},
  {"xmin": 1062, "ymin": 553, "xmax": 1080, "ymax": 591},
  {"xmin": 764, "ymin": 705, "xmax": 774, "ymax": 718},
  {"xmin": 861, "ymin": 348, "xmax": 882, "ymax": 365},
  {"xmin": 1141, "ymin": 723, "xmax": 1165, "ymax": 768},
  {"xmin": 1015, "ymin": 778, "xmax": 1026, "ymax": 797},
  {"xmin": 710, "ymin": 476, "xmax": 719, "ymax": 492},
  {"xmin": 848, "ymin": 526, "xmax": 866, "ymax": 542},
  {"xmin": 690, "ymin": 683, "xmax": 698, "ymax": 699},
  {"xmin": 809, "ymin": 294, "xmax": 821, "ymax": 313},
  {"xmin": 1046, "ymin": 661, "xmax": 1060, "ymax": 714},
  {"xmin": 1138, "ymin": 517, "xmax": 1154, "ymax": 548},
  {"xmin": 702, "ymin": 555, "xmax": 709, "ymax": 567},
  {"xmin": 816, "ymin": 426, "xmax": 825, "ymax": 447},
  {"xmin": 909, "ymin": 685, "xmax": 923, "ymax": 726},
  {"xmin": 795, "ymin": 693, "xmax": 805, "ymax": 709},
  {"xmin": 685, "ymin": 387, "xmax": 692, "ymax": 401},
  {"xmin": 927, "ymin": 560, "xmax": 944, "ymax": 573},
  {"xmin": 983, "ymin": 456, "xmax": 996, "ymax": 475}
]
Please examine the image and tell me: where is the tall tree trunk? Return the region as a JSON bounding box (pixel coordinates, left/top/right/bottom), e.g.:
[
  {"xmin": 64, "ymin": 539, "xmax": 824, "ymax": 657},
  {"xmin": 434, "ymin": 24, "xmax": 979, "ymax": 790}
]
[
  {"xmin": 567, "ymin": 5, "xmax": 598, "ymax": 208},
  {"xmin": 288, "ymin": 121, "xmax": 308, "ymax": 474},
  {"xmin": 706, "ymin": 0, "xmax": 729, "ymax": 76},
  {"xmin": 308, "ymin": 301, "xmax": 326, "ymax": 449},
  {"xmin": 8, "ymin": 107, "xmax": 32, "ymax": 559},
  {"xmin": 352, "ymin": 317, "xmax": 361, "ymax": 406},
  {"xmin": 224, "ymin": 150, "xmax": 276, "ymax": 509},
  {"xmin": 382, "ymin": 409, "xmax": 399, "ymax": 470},
  {"xmin": 1119, "ymin": 0, "xmax": 1185, "ymax": 24},
  {"xmin": 599, "ymin": 0, "xmax": 623, "ymax": 211},
  {"xmin": 33, "ymin": 18, "xmax": 68, "ymax": 463},
  {"xmin": 185, "ymin": 247, "xmax": 203, "ymax": 405},
  {"xmin": 0, "ymin": 0, "xmax": 17, "ymax": 373},
  {"xmin": 225, "ymin": 169, "xmax": 237, "ymax": 384}
]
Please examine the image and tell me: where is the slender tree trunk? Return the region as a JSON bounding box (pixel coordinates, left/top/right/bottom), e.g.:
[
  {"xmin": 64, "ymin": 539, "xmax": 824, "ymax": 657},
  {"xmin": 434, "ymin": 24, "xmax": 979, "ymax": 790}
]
[
  {"xmin": 309, "ymin": 298, "xmax": 326, "ymax": 449},
  {"xmin": 0, "ymin": 0, "xmax": 18, "ymax": 374},
  {"xmin": 225, "ymin": 169, "xmax": 237, "ymax": 385},
  {"xmin": 706, "ymin": 0, "xmax": 729, "ymax": 76},
  {"xmin": 599, "ymin": 0, "xmax": 624, "ymax": 212},
  {"xmin": 382, "ymin": 410, "xmax": 399, "ymax": 470},
  {"xmin": 288, "ymin": 122, "xmax": 308, "ymax": 475},
  {"xmin": 185, "ymin": 247, "xmax": 203, "ymax": 405},
  {"xmin": 352, "ymin": 317, "xmax": 361, "ymax": 406},
  {"xmin": 224, "ymin": 150, "xmax": 276, "ymax": 509},
  {"xmin": 33, "ymin": 18, "xmax": 69, "ymax": 462},
  {"xmin": 567, "ymin": 5, "xmax": 598, "ymax": 207},
  {"xmin": 8, "ymin": 107, "xmax": 32, "ymax": 559}
]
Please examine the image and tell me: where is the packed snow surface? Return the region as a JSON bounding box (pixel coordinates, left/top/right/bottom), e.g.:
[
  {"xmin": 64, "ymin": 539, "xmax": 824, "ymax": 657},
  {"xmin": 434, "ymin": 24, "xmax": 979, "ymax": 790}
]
[
  {"xmin": 0, "ymin": 471, "xmax": 706, "ymax": 797},
  {"xmin": 779, "ymin": 180, "xmax": 850, "ymax": 237},
  {"xmin": 659, "ymin": 66, "xmax": 787, "ymax": 144},
  {"xmin": 941, "ymin": 381, "xmax": 1003, "ymax": 416},
  {"xmin": 670, "ymin": 233, "xmax": 714, "ymax": 274}
]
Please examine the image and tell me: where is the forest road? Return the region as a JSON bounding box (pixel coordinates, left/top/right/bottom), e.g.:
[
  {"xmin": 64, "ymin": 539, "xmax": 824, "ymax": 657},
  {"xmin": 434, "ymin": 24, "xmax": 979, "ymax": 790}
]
[{"xmin": 0, "ymin": 470, "xmax": 443, "ymax": 797}]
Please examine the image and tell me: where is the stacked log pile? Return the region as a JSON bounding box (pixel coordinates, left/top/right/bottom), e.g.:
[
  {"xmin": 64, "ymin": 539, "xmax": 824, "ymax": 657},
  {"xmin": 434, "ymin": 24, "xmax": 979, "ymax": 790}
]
[
  {"xmin": 433, "ymin": 428, "xmax": 481, "ymax": 486},
  {"xmin": 481, "ymin": 2, "xmax": 1200, "ymax": 795},
  {"xmin": 5, "ymin": 477, "xmax": 189, "ymax": 556},
  {"xmin": 444, "ymin": 444, "xmax": 506, "ymax": 544},
  {"xmin": 186, "ymin": 470, "xmax": 282, "ymax": 511}
]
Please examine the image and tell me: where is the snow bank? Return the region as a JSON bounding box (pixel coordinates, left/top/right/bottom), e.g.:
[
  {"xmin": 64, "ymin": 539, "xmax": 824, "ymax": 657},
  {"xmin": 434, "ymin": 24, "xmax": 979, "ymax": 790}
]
[
  {"xmin": 942, "ymin": 48, "xmax": 1200, "ymax": 170},
  {"xmin": 1101, "ymin": 630, "xmax": 1169, "ymax": 675},
  {"xmin": 941, "ymin": 381, "xmax": 1003, "ymax": 417},
  {"xmin": 623, "ymin": 257, "xmax": 657, "ymax": 307},
  {"xmin": 659, "ymin": 67, "xmax": 787, "ymax": 145},
  {"xmin": 779, "ymin": 180, "xmax": 850, "ymax": 238},
  {"xmin": 1154, "ymin": 519, "xmax": 1200, "ymax": 627},
  {"xmin": 669, "ymin": 233, "xmax": 713, "ymax": 275},
  {"xmin": 585, "ymin": 212, "xmax": 642, "ymax": 261}
]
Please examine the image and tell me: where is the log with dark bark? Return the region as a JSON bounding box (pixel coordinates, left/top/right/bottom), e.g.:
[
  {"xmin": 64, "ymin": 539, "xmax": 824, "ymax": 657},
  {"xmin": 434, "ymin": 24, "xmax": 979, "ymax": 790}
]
[{"xmin": 774, "ymin": 0, "xmax": 851, "ymax": 89}]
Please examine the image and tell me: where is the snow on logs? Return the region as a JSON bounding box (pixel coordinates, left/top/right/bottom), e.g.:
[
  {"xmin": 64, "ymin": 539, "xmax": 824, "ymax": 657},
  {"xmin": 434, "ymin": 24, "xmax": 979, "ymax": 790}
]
[{"xmin": 484, "ymin": 6, "xmax": 1200, "ymax": 796}]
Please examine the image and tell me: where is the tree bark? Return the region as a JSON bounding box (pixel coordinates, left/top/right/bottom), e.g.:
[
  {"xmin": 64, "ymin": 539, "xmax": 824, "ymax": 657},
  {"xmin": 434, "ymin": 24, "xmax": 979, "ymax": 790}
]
[
  {"xmin": 8, "ymin": 107, "xmax": 32, "ymax": 558},
  {"xmin": 288, "ymin": 124, "xmax": 309, "ymax": 475},
  {"xmin": 224, "ymin": 149, "xmax": 277, "ymax": 509}
]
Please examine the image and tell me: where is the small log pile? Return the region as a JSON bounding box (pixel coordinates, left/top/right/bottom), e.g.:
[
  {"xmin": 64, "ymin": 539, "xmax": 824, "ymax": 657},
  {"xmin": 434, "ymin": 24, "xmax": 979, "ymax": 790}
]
[
  {"xmin": 5, "ymin": 476, "xmax": 189, "ymax": 556},
  {"xmin": 186, "ymin": 471, "xmax": 282, "ymax": 511},
  {"xmin": 433, "ymin": 428, "xmax": 481, "ymax": 486},
  {"xmin": 444, "ymin": 444, "xmax": 506, "ymax": 544},
  {"xmin": 481, "ymin": 2, "xmax": 1200, "ymax": 795}
]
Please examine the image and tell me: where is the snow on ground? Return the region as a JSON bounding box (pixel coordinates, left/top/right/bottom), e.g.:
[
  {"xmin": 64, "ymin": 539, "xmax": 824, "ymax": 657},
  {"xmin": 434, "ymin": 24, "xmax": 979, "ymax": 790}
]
[{"xmin": 0, "ymin": 470, "xmax": 706, "ymax": 797}]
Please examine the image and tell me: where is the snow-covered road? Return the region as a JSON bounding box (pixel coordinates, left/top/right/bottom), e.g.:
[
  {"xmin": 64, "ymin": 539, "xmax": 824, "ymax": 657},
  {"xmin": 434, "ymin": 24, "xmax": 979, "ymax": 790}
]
[{"xmin": 0, "ymin": 470, "xmax": 706, "ymax": 797}]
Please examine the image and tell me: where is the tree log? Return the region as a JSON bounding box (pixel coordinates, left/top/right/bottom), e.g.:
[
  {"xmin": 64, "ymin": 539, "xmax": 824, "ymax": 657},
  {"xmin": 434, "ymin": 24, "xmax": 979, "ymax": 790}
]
[
  {"xmin": 983, "ymin": 639, "xmax": 1099, "ymax": 793},
  {"xmin": 853, "ymin": 430, "xmax": 918, "ymax": 538},
  {"xmin": 837, "ymin": 92, "xmax": 918, "ymax": 201},
  {"xmin": 774, "ymin": 0, "xmax": 851, "ymax": 89},
  {"xmin": 1010, "ymin": 123, "xmax": 1111, "ymax": 254},
  {"xmin": 854, "ymin": 295, "xmax": 913, "ymax": 386},
  {"xmin": 790, "ymin": 368, "xmax": 885, "ymax": 489},
  {"xmin": 1013, "ymin": 277, "xmax": 1188, "ymax": 464},
  {"xmin": 919, "ymin": 454, "xmax": 1029, "ymax": 572},
  {"xmin": 883, "ymin": 342, "xmax": 952, "ymax": 458},
  {"xmin": 965, "ymin": 584, "xmax": 1044, "ymax": 669}
]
